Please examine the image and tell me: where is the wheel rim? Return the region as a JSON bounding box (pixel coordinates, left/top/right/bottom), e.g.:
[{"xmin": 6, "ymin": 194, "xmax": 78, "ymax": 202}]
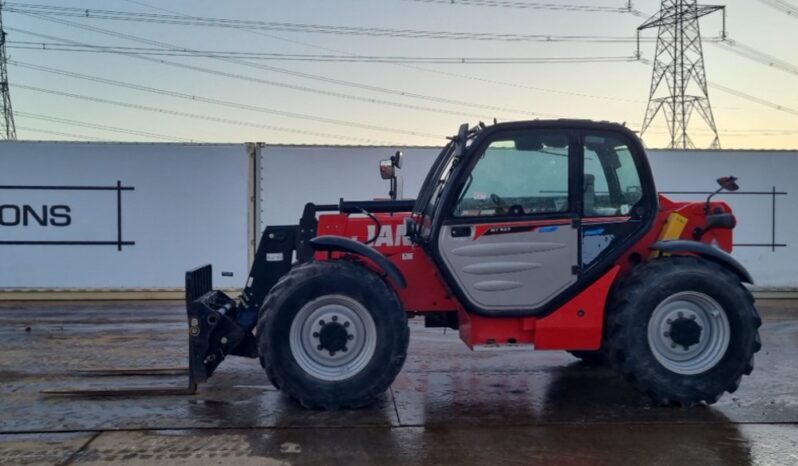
[
  {"xmin": 647, "ymin": 291, "xmax": 731, "ymax": 375},
  {"xmin": 289, "ymin": 295, "xmax": 377, "ymax": 381}
]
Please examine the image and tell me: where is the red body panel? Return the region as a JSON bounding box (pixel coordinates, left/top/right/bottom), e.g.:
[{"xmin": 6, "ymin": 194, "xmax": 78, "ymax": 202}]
[
  {"xmin": 314, "ymin": 195, "xmax": 734, "ymax": 351},
  {"xmin": 458, "ymin": 266, "xmax": 619, "ymax": 349},
  {"xmin": 316, "ymin": 213, "xmax": 457, "ymax": 312}
]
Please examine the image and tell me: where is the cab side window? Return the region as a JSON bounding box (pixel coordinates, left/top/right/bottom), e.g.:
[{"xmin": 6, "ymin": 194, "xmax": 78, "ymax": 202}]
[
  {"xmin": 583, "ymin": 135, "xmax": 642, "ymax": 217},
  {"xmin": 454, "ymin": 132, "xmax": 570, "ymax": 217}
]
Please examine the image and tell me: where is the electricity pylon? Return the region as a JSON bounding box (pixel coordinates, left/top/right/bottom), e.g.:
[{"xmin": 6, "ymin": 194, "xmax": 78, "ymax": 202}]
[
  {"xmin": 638, "ymin": 0, "xmax": 724, "ymax": 149},
  {"xmin": 0, "ymin": 2, "xmax": 16, "ymax": 140}
]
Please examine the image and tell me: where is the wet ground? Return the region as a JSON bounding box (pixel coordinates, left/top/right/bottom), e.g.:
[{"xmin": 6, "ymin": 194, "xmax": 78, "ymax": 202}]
[{"xmin": 0, "ymin": 299, "xmax": 796, "ymax": 465}]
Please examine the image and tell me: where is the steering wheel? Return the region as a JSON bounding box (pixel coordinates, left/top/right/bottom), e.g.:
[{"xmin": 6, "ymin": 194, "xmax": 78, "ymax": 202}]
[
  {"xmin": 489, "ymin": 193, "xmax": 509, "ymax": 215},
  {"xmin": 489, "ymin": 193, "xmax": 524, "ymax": 216},
  {"xmin": 490, "ymin": 193, "xmax": 507, "ymax": 207},
  {"xmin": 508, "ymin": 205, "xmax": 525, "ymax": 216}
]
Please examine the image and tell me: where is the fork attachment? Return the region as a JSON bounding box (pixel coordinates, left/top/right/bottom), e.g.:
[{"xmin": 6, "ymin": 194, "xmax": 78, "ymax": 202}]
[{"xmin": 186, "ymin": 270, "xmax": 257, "ymax": 385}]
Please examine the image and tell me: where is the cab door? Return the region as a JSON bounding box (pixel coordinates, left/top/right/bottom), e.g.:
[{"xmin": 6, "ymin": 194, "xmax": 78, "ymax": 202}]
[
  {"xmin": 580, "ymin": 132, "xmax": 649, "ymax": 269},
  {"xmin": 437, "ymin": 129, "xmax": 579, "ymax": 315}
]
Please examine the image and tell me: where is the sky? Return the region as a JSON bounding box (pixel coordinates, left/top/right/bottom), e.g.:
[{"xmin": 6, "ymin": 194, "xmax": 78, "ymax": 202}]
[{"xmin": 3, "ymin": 0, "xmax": 797, "ymax": 149}]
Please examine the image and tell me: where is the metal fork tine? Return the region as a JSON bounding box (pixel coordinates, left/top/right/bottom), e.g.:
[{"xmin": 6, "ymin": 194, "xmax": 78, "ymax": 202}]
[
  {"xmin": 40, "ymin": 367, "xmax": 198, "ymax": 397},
  {"xmin": 41, "ymin": 384, "xmax": 197, "ymax": 397},
  {"xmin": 74, "ymin": 367, "xmax": 188, "ymax": 377}
]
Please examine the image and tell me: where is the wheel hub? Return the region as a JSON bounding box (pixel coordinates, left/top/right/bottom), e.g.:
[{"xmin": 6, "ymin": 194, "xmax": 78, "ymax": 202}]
[
  {"xmin": 668, "ymin": 317, "xmax": 702, "ymax": 349},
  {"xmin": 317, "ymin": 321, "xmax": 350, "ymax": 355},
  {"xmin": 647, "ymin": 291, "xmax": 731, "ymax": 375},
  {"xmin": 289, "ymin": 295, "xmax": 377, "ymax": 381}
]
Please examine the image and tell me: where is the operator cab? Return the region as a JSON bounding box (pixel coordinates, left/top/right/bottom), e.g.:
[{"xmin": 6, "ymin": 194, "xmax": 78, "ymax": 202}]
[{"xmin": 410, "ymin": 120, "xmax": 658, "ymax": 317}]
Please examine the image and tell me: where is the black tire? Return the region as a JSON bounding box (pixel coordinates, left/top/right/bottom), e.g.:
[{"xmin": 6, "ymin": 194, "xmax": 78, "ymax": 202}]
[
  {"xmin": 567, "ymin": 350, "xmax": 607, "ymax": 365},
  {"xmin": 257, "ymin": 259, "xmax": 409, "ymax": 409},
  {"xmin": 605, "ymin": 256, "xmax": 762, "ymax": 406}
]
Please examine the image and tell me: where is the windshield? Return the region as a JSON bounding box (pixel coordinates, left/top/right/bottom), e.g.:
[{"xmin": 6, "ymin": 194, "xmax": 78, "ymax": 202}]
[
  {"xmin": 419, "ymin": 145, "xmax": 456, "ymax": 217},
  {"xmin": 412, "ymin": 124, "xmax": 480, "ymax": 240},
  {"xmin": 413, "ymin": 141, "xmax": 454, "ymax": 216}
]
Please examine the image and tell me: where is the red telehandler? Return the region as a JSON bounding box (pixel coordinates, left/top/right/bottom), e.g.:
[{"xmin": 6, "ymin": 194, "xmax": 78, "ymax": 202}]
[{"xmin": 55, "ymin": 120, "xmax": 762, "ymax": 408}]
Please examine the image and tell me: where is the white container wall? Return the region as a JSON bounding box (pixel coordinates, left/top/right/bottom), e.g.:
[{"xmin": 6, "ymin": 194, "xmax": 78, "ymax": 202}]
[
  {"xmin": 648, "ymin": 150, "xmax": 796, "ymax": 288},
  {"xmin": 258, "ymin": 145, "xmax": 439, "ymax": 226},
  {"xmin": 1, "ymin": 142, "xmax": 795, "ymax": 291},
  {"xmin": 259, "ymin": 146, "xmax": 797, "ymax": 289},
  {"xmin": 0, "ymin": 142, "xmax": 251, "ymax": 289}
]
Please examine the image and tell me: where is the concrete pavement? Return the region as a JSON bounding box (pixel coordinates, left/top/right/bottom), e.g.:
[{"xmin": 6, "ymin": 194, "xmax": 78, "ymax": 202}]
[{"xmin": 1, "ymin": 299, "xmax": 796, "ymax": 465}]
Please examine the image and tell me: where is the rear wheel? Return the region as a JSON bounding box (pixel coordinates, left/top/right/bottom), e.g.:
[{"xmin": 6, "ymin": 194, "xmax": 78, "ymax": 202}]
[
  {"xmin": 606, "ymin": 256, "xmax": 761, "ymax": 406},
  {"xmin": 257, "ymin": 260, "xmax": 409, "ymax": 409}
]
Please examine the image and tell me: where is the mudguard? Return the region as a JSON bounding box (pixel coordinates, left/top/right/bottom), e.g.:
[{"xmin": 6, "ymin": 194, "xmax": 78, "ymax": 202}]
[
  {"xmin": 650, "ymin": 239, "xmax": 754, "ymax": 284},
  {"xmin": 309, "ymin": 235, "xmax": 407, "ymax": 288}
]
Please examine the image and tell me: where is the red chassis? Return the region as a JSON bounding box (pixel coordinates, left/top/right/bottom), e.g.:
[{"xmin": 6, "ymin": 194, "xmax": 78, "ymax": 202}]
[{"xmin": 315, "ymin": 194, "xmax": 734, "ymax": 350}]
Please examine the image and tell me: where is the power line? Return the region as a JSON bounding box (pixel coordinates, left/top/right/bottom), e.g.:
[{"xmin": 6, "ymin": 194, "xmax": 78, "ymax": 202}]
[
  {"xmin": 15, "ymin": 125, "xmax": 110, "ymax": 141},
  {"xmin": 14, "ymin": 111, "xmax": 199, "ymax": 141},
  {"xmin": 635, "ymin": 58, "xmax": 798, "ymax": 118},
  {"xmin": 4, "ymin": 3, "xmax": 647, "ymax": 43},
  {"xmin": 402, "ymin": 0, "xmax": 632, "ymax": 11},
  {"xmin": 757, "ymin": 0, "xmax": 798, "ymax": 17},
  {"xmin": 128, "ymin": 0, "xmax": 649, "ymax": 108},
  {"xmin": 648, "ymin": 128, "xmax": 798, "ymax": 136},
  {"xmin": 17, "ymin": 2, "xmax": 792, "ymax": 144},
  {"xmin": 634, "ymin": 5, "xmax": 798, "ymax": 79},
  {"xmin": 118, "ymin": 0, "xmax": 648, "ymax": 107},
  {"xmin": 118, "ymin": 0, "xmax": 177, "ymax": 15},
  {"xmin": 9, "ymin": 60, "xmax": 445, "ymax": 139},
  {"xmin": 8, "ymin": 18, "xmax": 554, "ymax": 119},
  {"xmin": 116, "ymin": 0, "xmax": 791, "ymax": 124},
  {"xmin": 13, "ymin": 84, "xmax": 406, "ymax": 144},
  {"xmin": 7, "ymin": 41, "xmax": 638, "ymax": 64},
  {"xmin": 708, "ymin": 82, "xmax": 798, "ymax": 117},
  {"xmin": 714, "ymin": 38, "xmax": 798, "ymax": 77},
  {"xmin": 8, "ymin": 31, "xmax": 520, "ymax": 124},
  {"xmin": 114, "ymin": 0, "xmax": 767, "ymax": 118}
]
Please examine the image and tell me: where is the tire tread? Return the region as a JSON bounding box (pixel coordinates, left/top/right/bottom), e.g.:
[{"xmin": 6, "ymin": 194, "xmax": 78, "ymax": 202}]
[
  {"xmin": 257, "ymin": 260, "xmax": 409, "ymax": 409},
  {"xmin": 605, "ymin": 255, "xmax": 761, "ymax": 406}
]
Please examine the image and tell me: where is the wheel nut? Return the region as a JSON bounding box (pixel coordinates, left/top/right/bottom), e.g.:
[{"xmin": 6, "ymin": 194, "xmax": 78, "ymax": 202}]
[
  {"xmin": 332, "ymin": 316, "xmax": 338, "ymax": 322},
  {"xmin": 344, "ymin": 321, "xmax": 350, "ymax": 328},
  {"xmin": 319, "ymin": 320, "xmax": 325, "ymax": 326},
  {"xmin": 664, "ymin": 332, "xmax": 670, "ymax": 338},
  {"xmin": 678, "ymin": 312, "xmax": 684, "ymax": 318},
  {"xmin": 342, "ymin": 346, "xmax": 348, "ymax": 352},
  {"xmin": 317, "ymin": 344, "xmax": 323, "ymax": 350},
  {"xmin": 329, "ymin": 351, "xmax": 336, "ymax": 356},
  {"xmin": 671, "ymin": 343, "xmax": 677, "ymax": 349},
  {"xmin": 347, "ymin": 335, "xmax": 354, "ymax": 340},
  {"xmin": 313, "ymin": 332, "xmax": 319, "ymax": 338}
]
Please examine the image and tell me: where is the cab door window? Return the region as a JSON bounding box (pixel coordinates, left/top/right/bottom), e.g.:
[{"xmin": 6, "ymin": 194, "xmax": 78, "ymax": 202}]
[
  {"xmin": 453, "ymin": 131, "xmax": 570, "ymax": 217},
  {"xmin": 583, "ymin": 135, "xmax": 643, "ymax": 217}
]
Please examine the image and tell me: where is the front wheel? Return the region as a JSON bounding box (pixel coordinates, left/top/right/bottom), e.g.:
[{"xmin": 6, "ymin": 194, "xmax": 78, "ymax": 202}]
[
  {"xmin": 606, "ymin": 256, "xmax": 762, "ymax": 406},
  {"xmin": 257, "ymin": 260, "xmax": 409, "ymax": 409}
]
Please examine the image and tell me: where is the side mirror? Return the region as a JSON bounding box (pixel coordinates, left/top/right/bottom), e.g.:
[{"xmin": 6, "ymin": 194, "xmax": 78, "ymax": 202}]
[
  {"xmin": 705, "ymin": 175, "xmax": 739, "ymax": 212},
  {"xmin": 391, "ymin": 150, "xmax": 403, "ymax": 169},
  {"xmin": 379, "ymin": 159, "xmax": 395, "ymax": 180},
  {"xmin": 716, "ymin": 176, "xmax": 739, "ymax": 192}
]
